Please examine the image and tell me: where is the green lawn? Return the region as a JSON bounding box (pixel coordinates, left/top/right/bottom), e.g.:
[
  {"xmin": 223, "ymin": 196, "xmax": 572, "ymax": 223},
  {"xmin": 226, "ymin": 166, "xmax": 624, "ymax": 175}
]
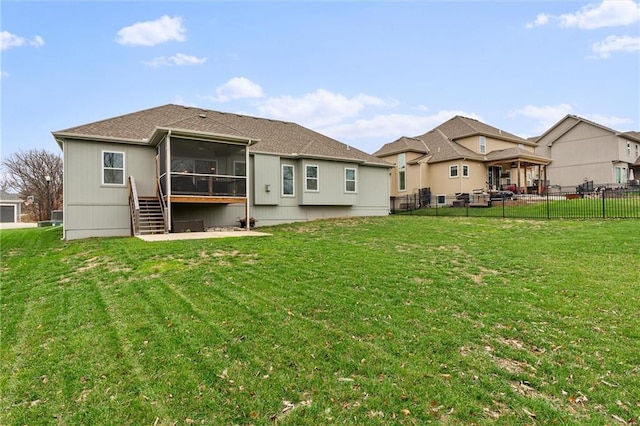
[{"xmin": 1, "ymin": 217, "xmax": 639, "ymax": 425}]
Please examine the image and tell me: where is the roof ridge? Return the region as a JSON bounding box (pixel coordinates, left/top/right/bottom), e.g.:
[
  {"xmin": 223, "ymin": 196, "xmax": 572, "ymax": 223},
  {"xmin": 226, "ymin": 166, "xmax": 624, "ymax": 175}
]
[{"xmin": 170, "ymin": 104, "xmax": 298, "ymax": 127}]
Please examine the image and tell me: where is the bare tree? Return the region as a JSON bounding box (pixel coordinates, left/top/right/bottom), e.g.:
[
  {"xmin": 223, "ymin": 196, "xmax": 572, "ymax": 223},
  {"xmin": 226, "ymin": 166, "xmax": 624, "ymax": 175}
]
[{"xmin": 1, "ymin": 149, "xmax": 63, "ymax": 221}]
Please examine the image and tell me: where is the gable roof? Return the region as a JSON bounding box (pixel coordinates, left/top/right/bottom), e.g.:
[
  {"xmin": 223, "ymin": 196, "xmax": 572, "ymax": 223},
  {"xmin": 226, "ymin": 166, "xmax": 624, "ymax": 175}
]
[
  {"xmin": 0, "ymin": 190, "xmax": 22, "ymax": 202},
  {"xmin": 435, "ymin": 116, "xmax": 534, "ymax": 146},
  {"xmin": 415, "ymin": 129, "xmax": 486, "ymax": 164},
  {"xmin": 372, "ymin": 136, "xmax": 429, "ymax": 157},
  {"xmin": 53, "ymin": 104, "xmax": 390, "ymax": 167},
  {"xmin": 537, "ymin": 114, "xmax": 640, "ymax": 146},
  {"xmin": 373, "ymin": 115, "xmax": 548, "ymax": 165}
]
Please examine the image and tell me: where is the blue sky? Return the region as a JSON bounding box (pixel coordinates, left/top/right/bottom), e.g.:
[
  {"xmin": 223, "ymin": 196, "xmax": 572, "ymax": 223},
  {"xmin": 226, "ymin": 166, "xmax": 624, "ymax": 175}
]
[{"xmin": 2, "ymin": 0, "xmax": 639, "ymax": 161}]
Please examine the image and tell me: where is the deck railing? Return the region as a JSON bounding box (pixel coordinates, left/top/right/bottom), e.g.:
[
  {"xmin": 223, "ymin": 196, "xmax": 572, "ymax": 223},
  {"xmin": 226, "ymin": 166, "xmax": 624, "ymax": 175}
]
[
  {"xmin": 170, "ymin": 173, "xmax": 246, "ymax": 197},
  {"xmin": 128, "ymin": 176, "xmax": 141, "ymax": 235}
]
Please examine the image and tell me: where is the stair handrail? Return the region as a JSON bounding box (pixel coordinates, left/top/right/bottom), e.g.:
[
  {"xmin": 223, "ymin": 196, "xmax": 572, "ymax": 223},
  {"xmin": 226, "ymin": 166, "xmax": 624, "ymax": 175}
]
[
  {"xmin": 156, "ymin": 176, "xmax": 169, "ymax": 233},
  {"xmin": 129, "ymin": 176, "xmax": 141, "ymax": 235}
]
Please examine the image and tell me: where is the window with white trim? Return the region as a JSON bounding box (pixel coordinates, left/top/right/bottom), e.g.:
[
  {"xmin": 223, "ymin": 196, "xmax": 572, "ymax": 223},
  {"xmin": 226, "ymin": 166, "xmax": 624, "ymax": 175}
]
[
  {"xmin": 282, "ymin": 164, "xmax": 294, "ymax": 196},
  {"xmin": 628, "ymin": 142, "xmax": 632, "ymax": 156},
  {"xmin": 436, "ymin": 194, "xmax": 446, "ymax": 205},
  {"xmin": 462, "ymin": 164, "xmax": 470, "ymax": 177},
  {"xmin": 345, "ymin": 167, "xmax": 357, "ymax": 193},
  {"xmin": 102, "ymin": 151, "xmax": 125, "ymax": 185},
  {"xmin": 398, "ymin": 153, "xmax": 406, "ymax": 191},
  {"xmin": 479, "ymin": 136, "xmax": 487, "ymax": 154},
  {"xmin": 449, "ymin": 165, "xmax": 459, "ymax": 178},
  {"xmin": 305, "ymin": 165, "xmax": 319, "ymax": 191}
]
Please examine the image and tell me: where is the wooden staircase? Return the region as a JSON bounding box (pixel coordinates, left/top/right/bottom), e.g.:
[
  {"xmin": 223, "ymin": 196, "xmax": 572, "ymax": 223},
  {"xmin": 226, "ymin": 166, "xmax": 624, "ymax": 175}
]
[
  {"xmin": 137, "ymin": 197, "xmax": 166, "ymax": 235},
  {"xmin": 129, "ymin": 176, "xmax": 167, "ymax": 236}
]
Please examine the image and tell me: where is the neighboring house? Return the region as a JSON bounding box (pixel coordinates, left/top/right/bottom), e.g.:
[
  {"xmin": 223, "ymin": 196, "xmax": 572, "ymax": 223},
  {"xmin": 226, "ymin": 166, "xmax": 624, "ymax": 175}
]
[
  {"xmin": 52, "ymin": 104, "xmax": 391, "ymax": 240},
  {"xmin": 373, "ymin": 116, "xmax": 551, "ymax": 205},
  {"xmin": 535, "ymin": 115, "xmax": 640, "ymax": 188},
  {"xmin": 0, "ymin": 191, "xmax": 23, "ymax": 223}
]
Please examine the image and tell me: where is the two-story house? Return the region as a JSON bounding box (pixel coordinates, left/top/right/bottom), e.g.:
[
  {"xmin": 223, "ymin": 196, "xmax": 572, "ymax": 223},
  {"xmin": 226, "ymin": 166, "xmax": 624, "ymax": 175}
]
[
  {"xmin": 534, "ymin": 115, "xmax": 640, "ymax": 189},
  {"xmin": 373, "ymin": 116, "xmax": 551, "ymax": 205}
]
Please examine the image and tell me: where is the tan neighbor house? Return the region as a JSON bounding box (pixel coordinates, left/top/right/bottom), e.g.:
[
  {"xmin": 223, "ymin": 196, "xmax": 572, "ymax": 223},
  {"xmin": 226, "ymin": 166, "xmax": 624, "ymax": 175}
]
[
  {"xmin": 534, "ymin": 115, "xmax": 640, "ymax": 189},
  {"xmin": 373, "ymin": 116, "xmax": 551, "ymax": 205}
]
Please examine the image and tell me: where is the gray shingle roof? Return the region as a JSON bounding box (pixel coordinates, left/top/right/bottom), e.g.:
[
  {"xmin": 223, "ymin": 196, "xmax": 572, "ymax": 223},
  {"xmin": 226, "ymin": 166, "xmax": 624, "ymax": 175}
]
[
  {"xmin": 484, "ymin": 147, "xmax": 550, "ymax": 163},
  {"xmin": 372, "ymin": 136, "xmax": 429, "ymax": 157},
  {"xmin": 54, "ymin": 104, "xmax": 390, "ymax": 167},
  {"xmin": 428, "ymin": 116, "xmax": 532, "ymax": 145},
  {"xmin": 373, "ymin": 115, "xmax": 547, "ymax": 165}
]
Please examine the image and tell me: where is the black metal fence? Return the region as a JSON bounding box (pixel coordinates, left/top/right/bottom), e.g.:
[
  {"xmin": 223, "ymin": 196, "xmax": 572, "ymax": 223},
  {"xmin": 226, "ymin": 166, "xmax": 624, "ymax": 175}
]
[{"xmin": 391, "ymin": 186, "xmax": 640, "ymax": 219}]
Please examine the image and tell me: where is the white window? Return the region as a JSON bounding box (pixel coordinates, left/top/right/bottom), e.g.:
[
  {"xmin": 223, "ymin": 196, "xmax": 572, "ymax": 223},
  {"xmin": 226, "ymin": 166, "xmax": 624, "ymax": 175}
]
[
  {"xmin": 636, "ymin": 144, "xmax": 639, "ymax": 158},
  {"xmin": 282, "ymin": 164, "xmax": 294, "ymax": 196},
  {"xmin": 102, "ymin": 151, "xmax": 125, "ymax": 185},
  {"xmin": 345, "ymin": 167, "xmax": 357, "ymax": 193},
  {"xmin": 436, "ymin": 194, "xmax": 446, "ymax": 205},
  {"xmin": 462, "ymin": 164, "xmax": 470, "ymax": 178},
  {"xmin": 398, "ymin": 153, "xmax": 406, "ymax": 191},
  {"xmin": 628, "ymin": 142, "xmax": 632, "ymax": 156},
  {"xmin": 614, "ymin": 166, "xmax": 626, "ymax": 183},
  {"xmin": 479, "ymin": 136, "xmax": 487, "ymax": 154},
  {"xmin": 305, "ymin": 165, "xmax": 319, "ymax": 191},
  {"xmin": 449, "ymin": 164, "xmax": 459, "ymax": 178}
]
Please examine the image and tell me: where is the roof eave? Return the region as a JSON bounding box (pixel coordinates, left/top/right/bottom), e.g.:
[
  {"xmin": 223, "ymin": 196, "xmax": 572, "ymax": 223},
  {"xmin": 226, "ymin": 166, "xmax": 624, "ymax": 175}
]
[
  {"xmin": 250, "ymin": 150, "xmax": 392, "ymax": 167},
  {"xmin": 150, "ymin": 126, "xmax": 259, "ymax": 146},
  {"xmin": 52, "ymin": 131, "xmax": 150, "ymax": 149}
]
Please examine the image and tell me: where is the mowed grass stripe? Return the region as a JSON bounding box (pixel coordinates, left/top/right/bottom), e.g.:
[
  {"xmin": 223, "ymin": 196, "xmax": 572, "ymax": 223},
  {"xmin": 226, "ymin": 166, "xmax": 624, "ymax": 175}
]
[{"xmin": 2, "ymin": 218, "xmax": 639, "ymax": 424}]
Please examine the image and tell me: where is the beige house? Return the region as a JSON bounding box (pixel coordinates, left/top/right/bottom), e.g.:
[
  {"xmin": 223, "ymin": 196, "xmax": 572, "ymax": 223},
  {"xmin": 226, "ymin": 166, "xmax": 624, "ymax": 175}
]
[
  {"xmin": 373, "ymin": 116, "xmax": 551, "ymax": 205},
  {"xmin": 53, "ymin": 104, "xmax": 391, "ymax": 240},
  {"xmin": 534, "ymin": 115, "xmax": 640, "ymax": 189}
]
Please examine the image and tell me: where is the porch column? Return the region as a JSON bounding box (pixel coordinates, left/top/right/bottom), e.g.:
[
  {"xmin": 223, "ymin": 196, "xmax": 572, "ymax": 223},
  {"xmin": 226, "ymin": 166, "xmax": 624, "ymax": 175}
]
[
  {"xmin": 517, "ymin": 160, "xmax": 521, "ymax": 193},
  {"xmin": 537, "ymin": 165, "xmax": 542, "ymax": 194},
  {"xmin": 166, "ymin": 132, "xmax": 172, "ymax": 231}
]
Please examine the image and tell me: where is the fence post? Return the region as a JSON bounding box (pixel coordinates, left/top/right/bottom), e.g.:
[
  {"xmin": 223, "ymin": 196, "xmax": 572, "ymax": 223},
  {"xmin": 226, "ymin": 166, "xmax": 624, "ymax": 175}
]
[
  {"xmin": 602, "ymin": 189, "xmax": 606, "ymax": 218},
  {"xmin": 546, "ymin": 189, "xmax": 550, "ymax": 219},
  {"xmin": 502, "ymin": 197, "xmax": 505, "ymax": 218}
]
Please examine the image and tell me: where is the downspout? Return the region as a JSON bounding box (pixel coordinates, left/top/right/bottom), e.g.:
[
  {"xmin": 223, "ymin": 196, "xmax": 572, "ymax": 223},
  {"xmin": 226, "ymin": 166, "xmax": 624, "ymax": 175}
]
[
  {"xmin": 245, "ymin": 142, "xmax": 250, "ymax": 230},
  {"xmin": 166, "ymin": 131, "xmax": 172, "ymax": 231},
  {"xmin": 62, "ymin": 139, "xmax": 68, "ymax": 240}
]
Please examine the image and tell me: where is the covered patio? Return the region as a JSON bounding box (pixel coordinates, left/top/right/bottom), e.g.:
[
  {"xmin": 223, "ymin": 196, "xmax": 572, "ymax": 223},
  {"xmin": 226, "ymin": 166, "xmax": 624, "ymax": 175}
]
[{"xmin": 485, "ymin": 147, "xmax": 551, "ymax": 194}]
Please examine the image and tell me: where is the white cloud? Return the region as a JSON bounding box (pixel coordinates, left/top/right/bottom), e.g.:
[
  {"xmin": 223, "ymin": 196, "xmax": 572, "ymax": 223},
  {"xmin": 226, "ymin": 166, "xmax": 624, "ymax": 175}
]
[
  {"xmin": 116, "ymin": 15, "xmax": 186, "ymax": 46},
  {"xmin": 511, "ymin": 104, "xmax": 633, "ymax": 134},
  {"xmin": 526, "ymin": 14, "xmax": 551, "ymax": 29},
  {"xmin": 582, "ymin": 113, "xmax": 632, "ymax": 127},
  {"xmin": 203, "ymin": 77, "xmax": 265, "ymax": 102},
  {"xmin": 143, "ymin": 53, "xmax": 206, "ymax": 67},
  {"xmin": 1, "ymin": 31, "xmax": 44, "ymax": 51},
  {"xmin": 510, "ymin": 104, "xmax": 573, "ymax": 132},
  {"xmin": 320, "ymin": 110, "xmax": 482, "ymax": 141},
  {"xmin": 257, "ymin": 88, "xmax": 394, "ymax": 128},
  {"xmin": 527, "ymin": 0, "xmax": 640, "ymax": 29},
  {"xmin": 592, "ymin": 35, "xmax": 640, "ymax": 58}
]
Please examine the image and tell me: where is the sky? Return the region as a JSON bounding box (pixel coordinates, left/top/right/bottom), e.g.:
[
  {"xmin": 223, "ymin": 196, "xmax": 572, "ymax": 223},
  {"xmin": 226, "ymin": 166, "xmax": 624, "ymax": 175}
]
[{"xmin": 1, "ymin": 0, "xmax": 639, "ymax": 162}]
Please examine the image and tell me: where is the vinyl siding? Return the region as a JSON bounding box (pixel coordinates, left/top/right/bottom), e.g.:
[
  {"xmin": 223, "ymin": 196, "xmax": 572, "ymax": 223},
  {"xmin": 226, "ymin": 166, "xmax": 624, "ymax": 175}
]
[
  {"xmin": 252, "ymin": 154, "xmax": 280, "ymax": 205},
  {"xmin": 300, "ymin": 159, "xmax": 357, "ymax": 206},
  {"xmin": 63, "ymin": 139, "xmax": 155, "ymax": 240},
  {"xmin": 544, "ymin": 122, "xmax": 619, "ymax": 186}
]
